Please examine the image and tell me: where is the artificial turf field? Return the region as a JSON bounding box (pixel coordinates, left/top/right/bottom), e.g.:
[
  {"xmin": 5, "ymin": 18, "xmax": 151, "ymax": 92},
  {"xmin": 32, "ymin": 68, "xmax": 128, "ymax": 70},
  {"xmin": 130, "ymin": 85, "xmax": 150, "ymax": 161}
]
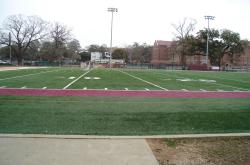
[{"xmin": 0, "ymin": 67, "xmax": 250, "ymax": 135}]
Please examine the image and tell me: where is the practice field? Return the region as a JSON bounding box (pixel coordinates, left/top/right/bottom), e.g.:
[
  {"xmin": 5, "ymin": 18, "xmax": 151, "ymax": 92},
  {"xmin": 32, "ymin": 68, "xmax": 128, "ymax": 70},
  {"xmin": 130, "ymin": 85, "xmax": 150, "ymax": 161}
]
[
  {"xmin": 0, "ymin": 67, "xmax": 250, "ymax": 135},
  {"xmin": 0, "ymin": 67, "xmax": 250, "ymax": 91}
]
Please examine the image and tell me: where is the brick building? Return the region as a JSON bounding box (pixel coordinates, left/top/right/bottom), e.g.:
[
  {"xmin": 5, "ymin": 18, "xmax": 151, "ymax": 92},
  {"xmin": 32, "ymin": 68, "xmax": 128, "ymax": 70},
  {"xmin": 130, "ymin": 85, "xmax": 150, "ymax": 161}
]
[{"xmin": 151, "ymin": 40, "xmax": 250, "ymax": 69}]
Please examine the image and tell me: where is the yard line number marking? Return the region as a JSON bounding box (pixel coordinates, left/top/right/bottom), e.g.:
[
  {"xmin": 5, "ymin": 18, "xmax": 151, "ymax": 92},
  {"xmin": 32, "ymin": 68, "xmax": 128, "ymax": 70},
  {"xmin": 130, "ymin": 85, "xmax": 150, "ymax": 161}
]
[
  {"xmin": 63, "ymin": 69, "xmax": 92, "ymax": 89},
  {"xmin": 0, "ymin": 69, "xmax": 59, "ymax": 81},
  {"xmin": 118, "ymin": 70, "xmax": 168, "ymax": 91}
]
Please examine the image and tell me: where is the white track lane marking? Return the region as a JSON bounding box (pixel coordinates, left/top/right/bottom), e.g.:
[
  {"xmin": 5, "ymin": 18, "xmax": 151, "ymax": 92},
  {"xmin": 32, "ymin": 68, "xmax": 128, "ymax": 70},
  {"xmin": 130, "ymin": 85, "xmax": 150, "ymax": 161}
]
[
  {"xmin": 118, "ymin": 70, "xmax": 168, "ymax": 91},
  {"xmin": 63, "ymin": 69, "xmax": 92, "ymax": 89},
  {"xmin": 0, "ymin": 69, "xmax": 59, "ymax": 81}
]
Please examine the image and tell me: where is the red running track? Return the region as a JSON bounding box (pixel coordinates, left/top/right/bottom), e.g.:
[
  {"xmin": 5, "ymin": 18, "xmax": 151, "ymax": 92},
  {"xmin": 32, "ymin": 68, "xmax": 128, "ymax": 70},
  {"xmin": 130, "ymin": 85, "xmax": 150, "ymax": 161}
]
[{"xmin": 0, "ymin": 88, "xmax": 250, "ymax": 98}]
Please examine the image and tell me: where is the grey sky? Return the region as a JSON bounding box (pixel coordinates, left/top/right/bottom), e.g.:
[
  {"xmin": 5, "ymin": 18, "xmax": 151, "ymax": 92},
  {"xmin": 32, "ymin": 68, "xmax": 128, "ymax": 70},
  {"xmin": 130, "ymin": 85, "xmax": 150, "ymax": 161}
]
[{"xmin": 1, "ymin": 0, "xmax": 250, "ymax": 48}]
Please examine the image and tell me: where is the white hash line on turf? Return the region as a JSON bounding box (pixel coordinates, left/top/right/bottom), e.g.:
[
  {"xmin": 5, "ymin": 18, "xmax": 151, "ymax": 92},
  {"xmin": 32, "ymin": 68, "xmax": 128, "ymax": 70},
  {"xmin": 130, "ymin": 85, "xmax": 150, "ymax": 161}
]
[
  {"xmin": 117, "ymin": 70, "xmax": 168, "ymax": 91},
  {"xmin": 63, "ymin": 69, "xmax": 92, "ymax": 89},
  {"xmin": 211, "ymin": 82, "xmax": 249, "ymax": 91},
  {"xmin": 0, "ymin": 69, "xmax": 59, "ymax": 81}
]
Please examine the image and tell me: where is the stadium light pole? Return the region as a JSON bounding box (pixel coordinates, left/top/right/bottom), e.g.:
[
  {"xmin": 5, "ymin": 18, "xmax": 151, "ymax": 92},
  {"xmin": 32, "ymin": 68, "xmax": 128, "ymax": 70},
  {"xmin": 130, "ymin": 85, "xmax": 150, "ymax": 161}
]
[
  {"xmin": 9, "ymin": 32, "xmax": 12, "ymax": 64},
  {"xmin": 108, "ymin": 7, "xmax": 118, "ymax": 69},
  {"xmin": 204, "ymin": 15, "xmax": 215, "ymax": 65}
]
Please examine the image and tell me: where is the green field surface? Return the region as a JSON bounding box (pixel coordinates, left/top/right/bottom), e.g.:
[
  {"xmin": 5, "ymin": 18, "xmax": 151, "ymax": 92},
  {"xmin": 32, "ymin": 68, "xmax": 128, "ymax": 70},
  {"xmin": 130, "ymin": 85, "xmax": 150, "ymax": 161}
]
[
  {"xmin": 0, "ymin": 67, "xmax": 250, "ymax": 91},
  {"xmin": 0, "ymin": 96, "xmax": 250, "ymax": 135}
]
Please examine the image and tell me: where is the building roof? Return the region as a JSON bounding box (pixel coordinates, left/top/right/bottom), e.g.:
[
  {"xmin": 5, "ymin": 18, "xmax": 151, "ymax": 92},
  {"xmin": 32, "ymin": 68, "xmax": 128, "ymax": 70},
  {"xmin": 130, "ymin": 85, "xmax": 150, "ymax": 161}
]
[{"xmin": 154, "ymin": 40, "xmax": 175, "ymax": 47}]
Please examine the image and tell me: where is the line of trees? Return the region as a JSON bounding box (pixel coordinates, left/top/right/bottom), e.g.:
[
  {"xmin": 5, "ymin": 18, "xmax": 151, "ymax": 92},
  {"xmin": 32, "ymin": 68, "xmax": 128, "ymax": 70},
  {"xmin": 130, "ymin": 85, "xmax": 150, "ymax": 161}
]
[
  {"xmin": 172, "ymin": 18, "xmax": 248, "ymax": 68},
  {"xmin": 0, "ymin": 15, "xmax": 248, "ymax": 67},
  {"xmin": 0, "ymin": 14, "xmax": 81, "ymax": 65}
]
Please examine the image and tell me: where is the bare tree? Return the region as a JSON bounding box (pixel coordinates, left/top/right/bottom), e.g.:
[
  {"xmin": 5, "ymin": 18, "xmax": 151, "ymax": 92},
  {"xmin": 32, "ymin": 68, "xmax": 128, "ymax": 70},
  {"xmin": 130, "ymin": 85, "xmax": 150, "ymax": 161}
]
[
  {"xmin": 1, "ymin": 14, "xmax": 48, "ymax": 65},
  {"xmin": 49, "ymin": 22, "xmax": 71, "ymax": 62},
  {"xmin": 50, "ymin": 22, "xmax": 71, "ymax": 49},
  {"xmin": 172, "ymin": 18, "xmax": 197, "ymax": 66}
]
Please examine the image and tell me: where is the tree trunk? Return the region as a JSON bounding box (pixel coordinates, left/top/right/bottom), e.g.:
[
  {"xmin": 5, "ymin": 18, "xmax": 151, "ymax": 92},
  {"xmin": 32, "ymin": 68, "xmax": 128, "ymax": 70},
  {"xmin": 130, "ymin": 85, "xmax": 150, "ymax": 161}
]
[{"xmin": 16, "ymin": 48, "xmax": 23, "ymax": 66}]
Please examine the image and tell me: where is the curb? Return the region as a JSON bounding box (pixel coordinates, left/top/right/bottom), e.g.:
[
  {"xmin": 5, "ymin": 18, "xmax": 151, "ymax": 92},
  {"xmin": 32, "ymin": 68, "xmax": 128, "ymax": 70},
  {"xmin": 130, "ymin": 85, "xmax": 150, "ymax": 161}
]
[{"xmin": 0, "ymin": 133, "xmax": 250, "ymax": 139}]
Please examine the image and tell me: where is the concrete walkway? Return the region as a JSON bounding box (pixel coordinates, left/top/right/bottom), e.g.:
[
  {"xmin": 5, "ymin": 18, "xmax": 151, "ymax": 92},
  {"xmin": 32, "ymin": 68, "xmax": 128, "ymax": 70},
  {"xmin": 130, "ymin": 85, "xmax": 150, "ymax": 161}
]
[{"xmin": 0, "ymin": 138, "xmax": 158, "ymax": 165}]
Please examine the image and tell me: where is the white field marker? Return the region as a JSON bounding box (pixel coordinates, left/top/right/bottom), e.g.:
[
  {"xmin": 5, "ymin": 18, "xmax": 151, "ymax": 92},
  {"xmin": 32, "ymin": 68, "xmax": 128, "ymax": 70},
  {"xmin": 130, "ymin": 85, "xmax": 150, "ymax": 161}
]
[
  {"xmin": 145, "ymin": 88, "xmax": 150, "ymax": 91},
  {"xmin": 217, "ymin": 89, "xmax": 224, "ymax": 92},
  {"xmin": 21, "ymin": 86, "xmax": 26, "ymax": 89},
  {"xmin": 68, "ymin": 77, "xmax": 75, "ymax": 79},
  {"xmin": 104, "ymin": 88, "xmax": 108, "ymax": 90},
  {"xmin": 63, "ymin": 69, "xmax": 92, "ymax": 89},
  {"xmin": 42, "ymin": 87, "xmax": 47, "ymax": 89},
  {"xmin": 117, "ymin": 70, "xmax": 168, "ymax": 91},
  {"xmin": 0, "ymin": 86, "xmax": 6, "ymax": 88},
  {"xmin": 182, "ymin": 89, "xmax": 188, "ymax": 91},
  {"xmin": 200, "ymin": 89, "xmax": 207, "ymax": 91},
  {"xmin": 125, "ymin": 88, "xmax": 128, "ymax": 90},
  {"xmin": 83, "ymin": 87, "xmax": 87, "ymax": 90}
]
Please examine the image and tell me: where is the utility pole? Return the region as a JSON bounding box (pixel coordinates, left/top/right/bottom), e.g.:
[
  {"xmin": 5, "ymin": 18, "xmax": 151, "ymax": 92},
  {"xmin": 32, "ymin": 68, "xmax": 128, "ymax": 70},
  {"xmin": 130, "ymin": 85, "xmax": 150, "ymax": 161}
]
[
  {"xmin": 204, "ymin": 15, "xmax": 215, "ymax": 65},
  {"xmin": 108, "ymin": 7, "xmax": 118, "ymax": 68},
  {"xmin": 9, "ymin": 32, "xmax": 12, "ymax": 64}
]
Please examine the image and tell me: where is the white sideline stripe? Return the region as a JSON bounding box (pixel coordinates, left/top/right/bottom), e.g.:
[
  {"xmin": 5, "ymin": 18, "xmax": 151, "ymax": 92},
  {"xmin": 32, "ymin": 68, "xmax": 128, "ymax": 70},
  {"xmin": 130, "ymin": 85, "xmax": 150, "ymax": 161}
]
[
  {"xmin": 125, "ymin": 88, "xmax": 128, "ymax": 90},
  {"xmin": 21, "ymin": 86, "xmax": 26, "ymax": 89},
  {"xmin": 104, "ymin": 88, "xmax": 108, "ymax": 90},
  {"xmin": 83, "ymin": 87, "xmax": 87, "ymax": 90},
  {"xmin": 0, "ymin": 69, "xmax": 59, "ymax": 81},
  {"xmin": 200, "ymin": 89, "xmax": 207, "ymax": 91},
  {"xmin": 63, "ymin": 69, "xmax": 92, "ymax": 89},
  {"xmin": 145, "ymin": 88, "xmax": 150, "ymax": 91},
  {"xmin": 0, "ymin": 86, "xmax": 6, "ymax": 88},
  {"xmin": 217, "ymin": 89, "xmax": 224, "ymax": 92},
  {"xmin": 182, "ymin": 89, "xmax": 188, "ymax": 91},
  {"xmin": 42, "ymin": 87, "xmax": 47, "ymax": 89},
  {"xmin": 212, "ymin": 82, "xmax": 249, "ymax": 91},
  {"xmin": 118, "ymin": 70, "xmax": 168, "ymax": 91}
]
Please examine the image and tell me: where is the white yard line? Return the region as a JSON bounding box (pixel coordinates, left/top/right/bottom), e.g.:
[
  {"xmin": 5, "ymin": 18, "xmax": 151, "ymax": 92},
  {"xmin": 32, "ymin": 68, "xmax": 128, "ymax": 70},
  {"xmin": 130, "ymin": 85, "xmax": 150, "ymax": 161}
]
[
  {"xmin": 212, "ymin": 82, "xmax": 249, "ymax": 91},
  {"xmin": 0, "ymin": 69, "xmax": 59, "ymax": 81},
  {"xmin": 63, "ymin": 69, "xmax": 92, "ymax": 89},
  {"xmin": 118, "ymin": 70, "xmax": 168, "ymax": 91}
]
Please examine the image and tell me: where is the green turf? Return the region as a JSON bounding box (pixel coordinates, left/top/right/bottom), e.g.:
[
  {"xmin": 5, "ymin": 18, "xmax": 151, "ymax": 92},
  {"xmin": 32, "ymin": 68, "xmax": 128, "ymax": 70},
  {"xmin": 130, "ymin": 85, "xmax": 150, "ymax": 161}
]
[
  {"xmin": 0, "ymin": 95, "xmax": 250, "ymax": 135},
  {"xmin": 0, "ymin": 67, "xmax": 250, "ymax": 91}
]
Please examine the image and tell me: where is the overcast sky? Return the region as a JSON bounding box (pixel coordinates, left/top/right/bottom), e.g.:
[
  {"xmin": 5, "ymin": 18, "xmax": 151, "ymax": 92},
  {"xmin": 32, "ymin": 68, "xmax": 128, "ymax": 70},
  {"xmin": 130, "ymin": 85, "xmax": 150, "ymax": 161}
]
[{"xmin": 1, "ymin": 0, "xmax": 250, "ymax": 48}]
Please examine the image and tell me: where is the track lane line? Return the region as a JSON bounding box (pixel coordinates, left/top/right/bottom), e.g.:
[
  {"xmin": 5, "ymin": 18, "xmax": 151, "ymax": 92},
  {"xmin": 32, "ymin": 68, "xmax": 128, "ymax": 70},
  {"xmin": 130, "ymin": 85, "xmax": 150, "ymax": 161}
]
[
  {"xmin": 63, "ymin": 69, "xmax": 92, "ymax": 89},
  {"xmin": 117, "ymin": 70, "xmax": 168, "ymax": 91}
]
